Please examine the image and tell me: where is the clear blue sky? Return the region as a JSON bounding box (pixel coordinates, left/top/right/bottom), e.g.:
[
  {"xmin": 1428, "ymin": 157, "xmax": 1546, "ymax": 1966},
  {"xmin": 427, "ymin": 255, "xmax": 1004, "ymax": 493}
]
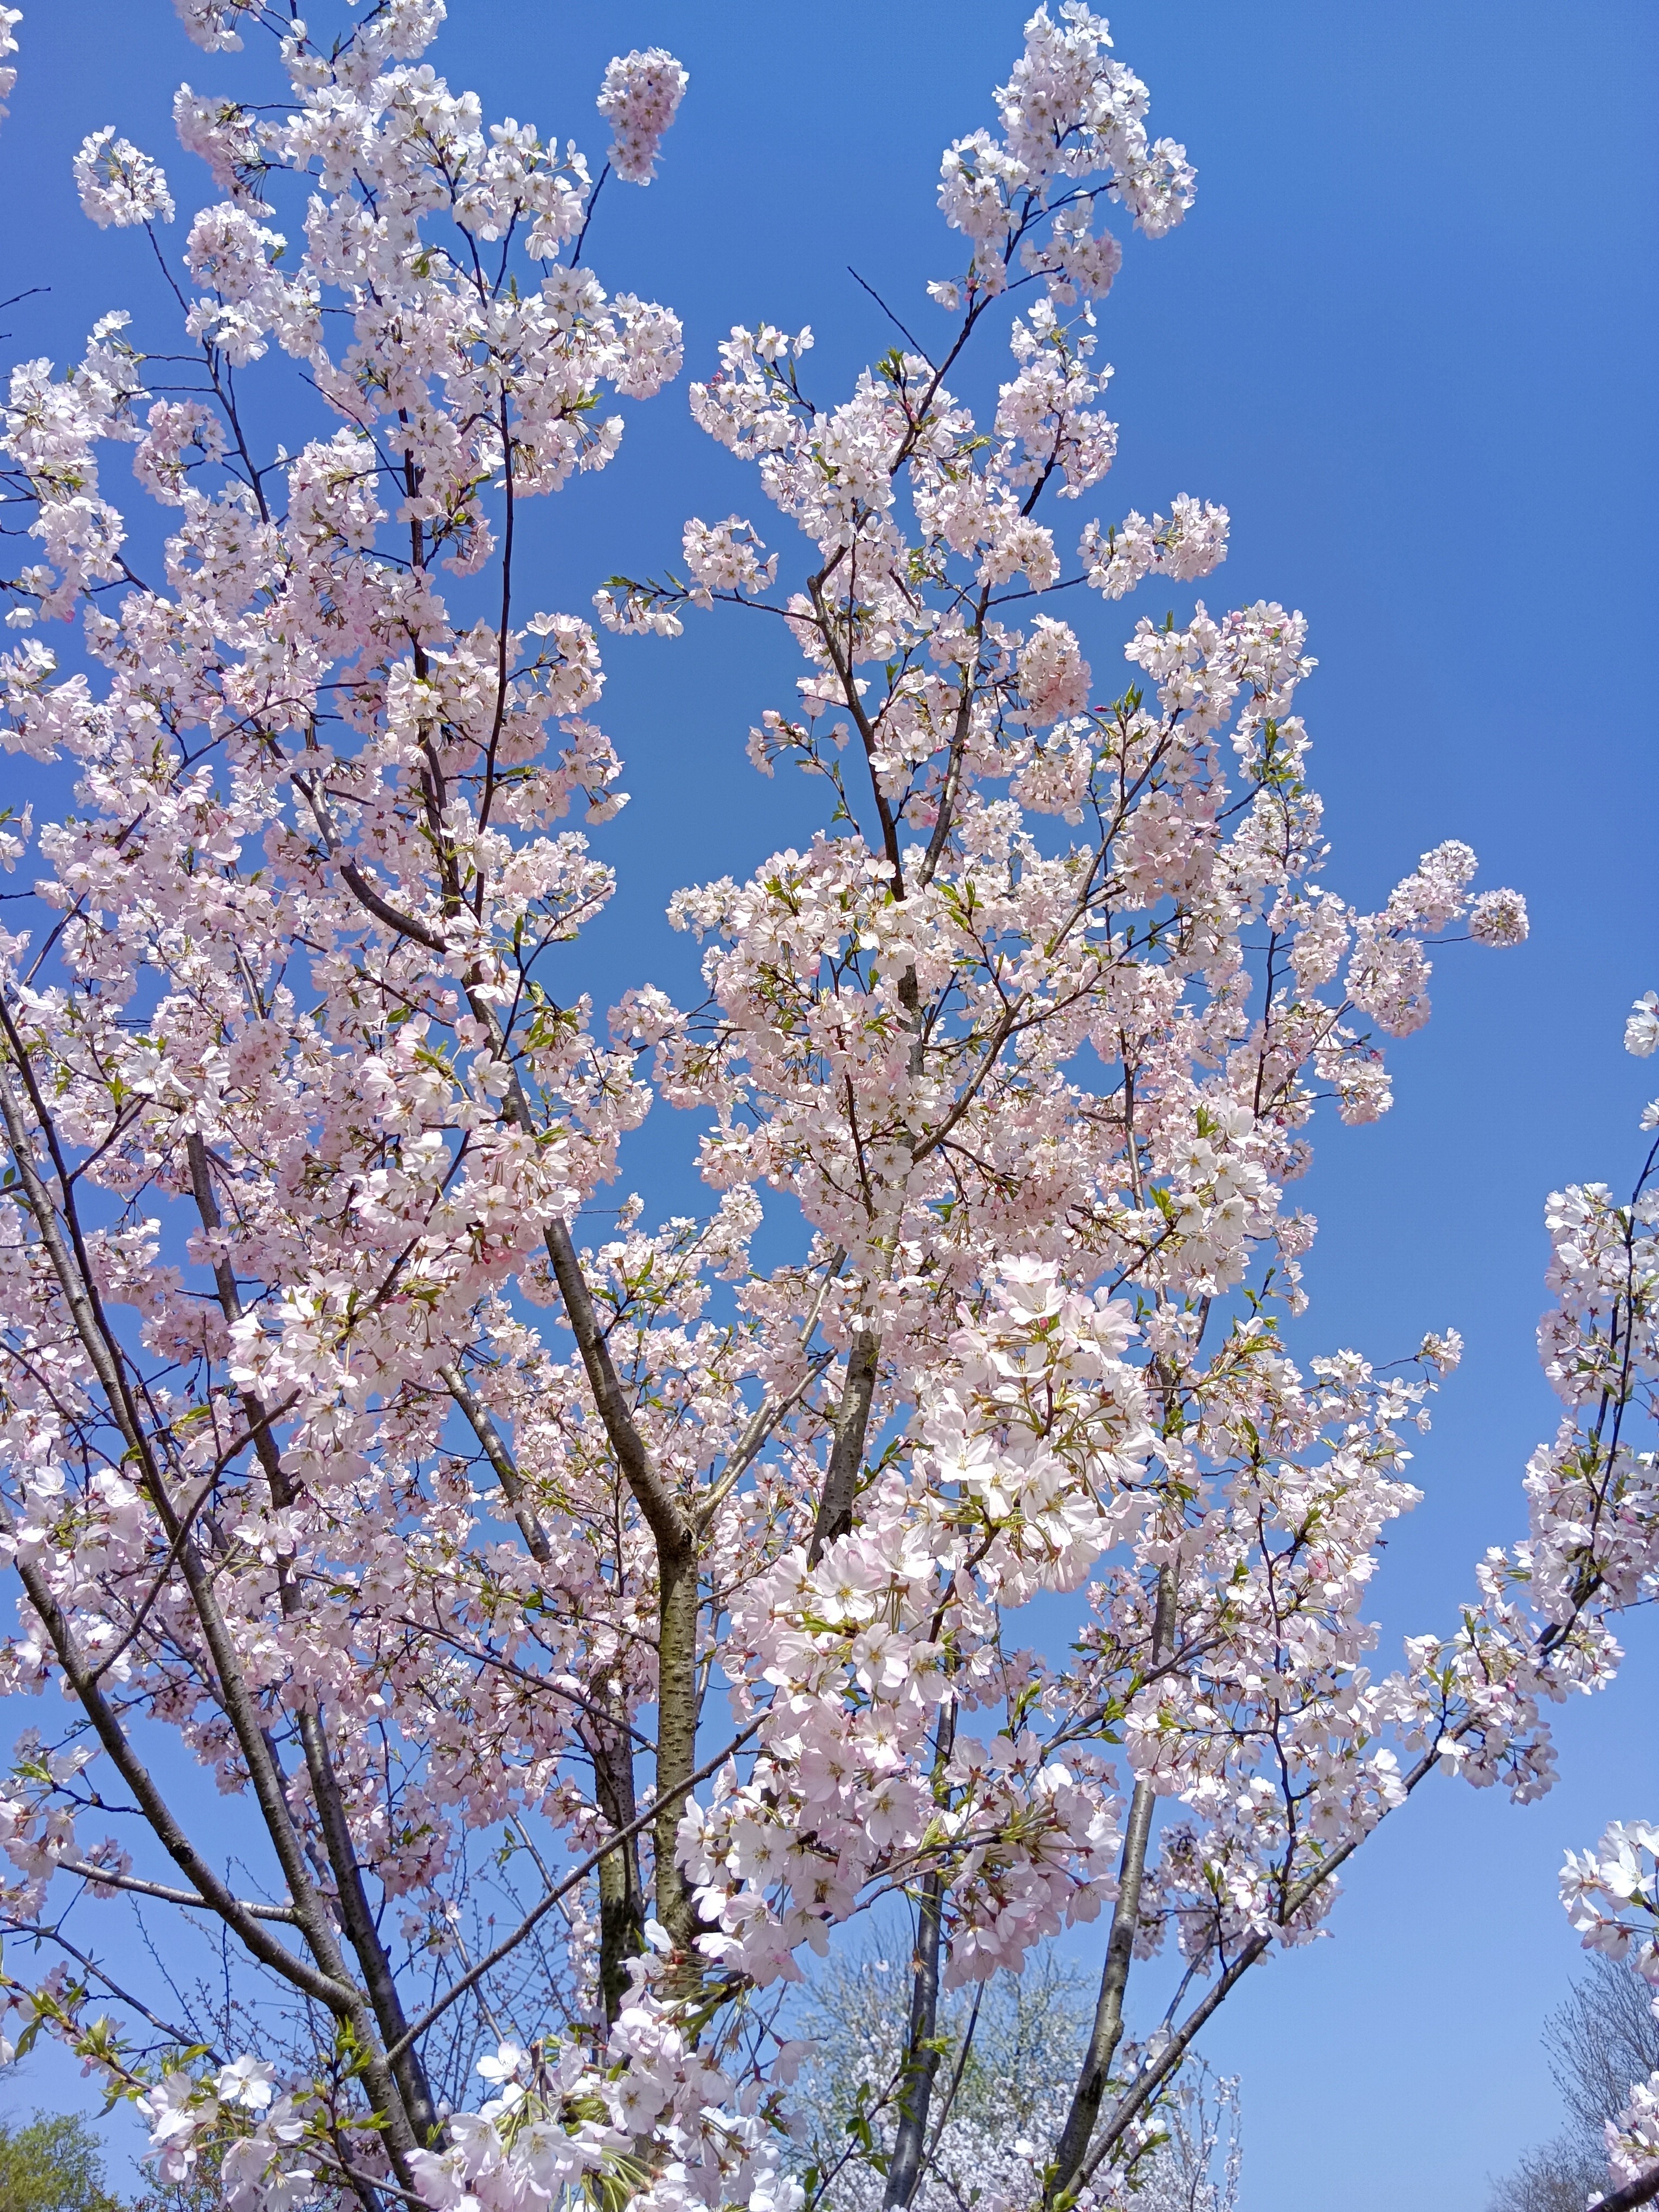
[{"xmin": 1, "ymin": 4, "xmax": 1655, "ymax": 2205}]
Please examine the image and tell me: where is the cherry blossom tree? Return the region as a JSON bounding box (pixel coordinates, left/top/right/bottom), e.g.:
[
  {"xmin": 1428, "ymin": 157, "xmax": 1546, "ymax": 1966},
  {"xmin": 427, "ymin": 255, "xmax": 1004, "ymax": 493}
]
[
  {"xmin": 1489, "ymin": 1955, "xmax": 1659, "ymax": 2212},
  {"xmin": 1524, "ymin": 1008, "xmax": 1659, "ymax": 2212},
  {"xmin": 0, "ymin": 4, "xmax": 1648, "ymax": 2210},
  {"xmin": 791, "ymin": 1943, "xmax": 1238, "ymax": 2212}
]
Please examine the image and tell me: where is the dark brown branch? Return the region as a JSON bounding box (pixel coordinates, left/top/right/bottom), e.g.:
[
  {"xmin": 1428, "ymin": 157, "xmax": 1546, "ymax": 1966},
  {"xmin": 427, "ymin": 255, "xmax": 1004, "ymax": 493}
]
[
  {"xmin": 1585, "ymin": 2161, "xmax": 1659, "ymax": 2212},
  {"xmin": 1, "ymin": 1529, "xmax": 355, "ymax": 2011},
  {"xmin": 337, "ymin": 859, "xmax": 449, "ymax": 951},
  {"xmin": 1047, "ymin": 1571, "xmax": 1176, "ymax": 2204},
  {"xmin": 440, "ymin": 1360, "xmax": 552, "ymax": 1564},
  {"xmin": 1077, "ymin": 1744, "xmax": 1443, "ymax": 2191},
  {"xmin": 809, "ymin": 1327, "xmax": 879, "ymax": 1566},
  {"xmin": 187, "ymin": 1137, "xmax": 438, "ymax": 2150},
  {"xmin": 384, "ymin": 1715, "xmax": 765, "ymax": 2065},
  {"xmin": 57, "ymin": 1860, "xmax": 301, "ymax": 1925}
]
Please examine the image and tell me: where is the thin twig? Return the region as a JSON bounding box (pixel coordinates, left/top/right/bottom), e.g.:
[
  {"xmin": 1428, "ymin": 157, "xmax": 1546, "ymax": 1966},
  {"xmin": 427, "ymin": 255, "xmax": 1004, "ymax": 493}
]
[
  {"xmin": 384, "ymin": 1715, "xmax": 767, "ymax": 2063},
  {"xmin": 847, "ymin": 267, "xmax": 935, "ymax": 366}
]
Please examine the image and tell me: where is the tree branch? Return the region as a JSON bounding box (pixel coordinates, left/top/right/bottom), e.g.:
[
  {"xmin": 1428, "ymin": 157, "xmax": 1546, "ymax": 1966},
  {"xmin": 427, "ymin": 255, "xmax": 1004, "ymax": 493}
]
[{"xmin": 383, "ymin": 1714, "xmax": 764, "ymax": 2064}]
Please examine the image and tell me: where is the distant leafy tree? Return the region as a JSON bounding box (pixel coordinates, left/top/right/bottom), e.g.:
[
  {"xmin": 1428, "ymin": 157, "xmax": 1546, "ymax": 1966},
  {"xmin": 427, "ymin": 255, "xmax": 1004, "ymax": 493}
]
[
  {"xmin": 127, "ymin": 2172, "xmax": 221, "ymax": 2212},
  {"xmin": 0, "ymin": 2112, "xmax": 119, "ymax": 2212}
]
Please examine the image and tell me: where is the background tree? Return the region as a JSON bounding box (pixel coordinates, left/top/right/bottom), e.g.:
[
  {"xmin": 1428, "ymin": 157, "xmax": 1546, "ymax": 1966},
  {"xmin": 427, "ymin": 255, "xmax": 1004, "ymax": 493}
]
[
  {"xmin": 0, "ymin": 2111, "xmax": 120, "ymax": 2212},
  {"xmin": 793, "ymin": 1945, "xmax": 1238, "ymax": 2212},
  {"xmin": 1488, "ymin": 1959, "xmax": 1659, "ymax": 2212}
]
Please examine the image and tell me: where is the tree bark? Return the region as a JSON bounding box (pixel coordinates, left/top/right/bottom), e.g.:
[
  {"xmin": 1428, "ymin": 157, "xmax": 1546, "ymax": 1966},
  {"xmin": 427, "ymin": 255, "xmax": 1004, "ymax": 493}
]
[
  {"xmin": 809, "ymin": 1326, "xmax": 880, "ymax": 1564},
  {"xmin": 884, "ymin": 1699, "xmax": 959, "ymax": 2209},
  {"xmin": 1045, "ymin": 1570, "xmax": 1176, "ymax": 2208},
  {"xmin": 883, "ymin": 1869, "xmax": 946, "ymax": 2210},
  {"xmin": 652, "ymin": 1535, "xmax": 702, "ymax": 1971},
  {"xmin": 484, "ymin": 1041, "xmax": 706, "ymax": 1995},
  {"xmin": 442, "ymin": 1358, "xmax": 645, "ymax": 2023},
  {"xmin": 590, "ymin": 1697, "xmax": 646, "ymax": 2024}
]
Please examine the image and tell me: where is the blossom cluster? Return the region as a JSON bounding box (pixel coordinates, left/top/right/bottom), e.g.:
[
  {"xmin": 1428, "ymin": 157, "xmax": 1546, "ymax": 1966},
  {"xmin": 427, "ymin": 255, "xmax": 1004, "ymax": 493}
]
[
  {"xmin": 933, "ymin": 2, "xmax": 1194, "ymax": 304},
  {"xmin": 0, "ymin": 9, "xmax": 18, "ymax": 128},
  {"xmin": 1557, "ymin": 1822, "xmax": 1659, "ymax": 2195},
  {"xmin": 1384, "ymin": 994, "xmax": 1659, "ymax": 1807},
  {"xmin": 597, "ymin": 47, "xmax": 690, "ymax": 184}
]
